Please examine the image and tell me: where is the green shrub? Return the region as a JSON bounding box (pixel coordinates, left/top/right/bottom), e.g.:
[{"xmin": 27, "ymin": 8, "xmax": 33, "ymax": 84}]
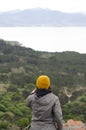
[
  {"xmin": 0, "ymin": 104, "xmax": 7, "ymax": 112},
  {"xmin": 17, "ymin": 118, "xmax": 30, "ymax": 129},
  {"xmin": 0, "ymin": 120, "xmax": 9, "ymax": 129}
]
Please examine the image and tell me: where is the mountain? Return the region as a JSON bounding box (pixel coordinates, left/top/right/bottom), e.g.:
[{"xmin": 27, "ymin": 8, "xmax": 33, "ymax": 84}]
[{"xmin": 0, "ymin": 8, "xmax": 86, "ymax": 26}]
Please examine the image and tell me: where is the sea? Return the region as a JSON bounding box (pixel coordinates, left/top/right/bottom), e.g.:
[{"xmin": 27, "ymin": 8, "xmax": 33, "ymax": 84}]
[{"xmin": 0, "ymin": 27, "xmax": 86, "ymax": 53}]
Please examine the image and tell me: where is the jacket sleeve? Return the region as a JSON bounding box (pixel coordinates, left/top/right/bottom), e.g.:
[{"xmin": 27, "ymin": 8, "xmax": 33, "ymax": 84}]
[
  {"xmin": 53, "ymin": 97, "xmax": 63, "ymax": 130},
  {"xmin": 26, "ymin": 95, "xmax": 33, "ymax": 108}
]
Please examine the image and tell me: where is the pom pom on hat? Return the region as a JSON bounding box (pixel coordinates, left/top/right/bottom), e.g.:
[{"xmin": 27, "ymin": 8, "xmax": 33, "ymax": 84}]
[{"xmin": 36, "ymin": 75, "xmax": 50, "ymax": 89}]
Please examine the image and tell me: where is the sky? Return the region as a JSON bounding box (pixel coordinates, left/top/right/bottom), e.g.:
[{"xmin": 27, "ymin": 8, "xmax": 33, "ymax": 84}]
[{"xmin": 0, "ymin": 0, "xmax": 86, "ymax": 13}]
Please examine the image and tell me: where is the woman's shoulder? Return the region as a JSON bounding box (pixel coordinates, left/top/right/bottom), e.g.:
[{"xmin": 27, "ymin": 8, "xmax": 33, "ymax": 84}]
[
  {"xmin": 48, "ymin": 93, "xmax": 59, "ymax": 101},
  {"xmin": 26, "ymin": 93, "xmax": 35, "ymax": 101}
]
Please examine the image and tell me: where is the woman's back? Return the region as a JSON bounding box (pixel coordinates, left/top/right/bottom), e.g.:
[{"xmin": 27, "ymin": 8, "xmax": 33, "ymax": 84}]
[
  {"xmin": 26, "ymin": 92, "xmax": 63, "ymax": 130},
  {"xmin": 26, "ymin": 75, "xmax": 63, "ymax": 130}
]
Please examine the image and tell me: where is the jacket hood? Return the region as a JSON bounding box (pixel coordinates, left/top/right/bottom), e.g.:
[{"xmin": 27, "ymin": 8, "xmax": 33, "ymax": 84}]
[{"xmin": 34, "ymin": 93, "xmax": 54, "ymax": 106}]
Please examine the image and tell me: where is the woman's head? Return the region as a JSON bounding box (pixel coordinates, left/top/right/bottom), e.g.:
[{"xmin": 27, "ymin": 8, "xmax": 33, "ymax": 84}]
[{"xmin": 36, "ymin": 75, "xmax": 50, "ymax": 89}]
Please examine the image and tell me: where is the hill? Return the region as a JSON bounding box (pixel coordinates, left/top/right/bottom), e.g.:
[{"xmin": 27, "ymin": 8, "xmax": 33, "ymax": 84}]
[
  {"xmin": 0, "ymin": 39, "xmax": 86, "ymax": 129},
  {"xmin": 0, "ymin": 8, "xmax": 86, "ymax": 26}
]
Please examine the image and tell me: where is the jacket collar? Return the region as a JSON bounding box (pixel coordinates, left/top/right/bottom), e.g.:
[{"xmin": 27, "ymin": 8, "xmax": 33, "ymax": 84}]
[{"xmin": 35, "ymin": 88, "xmax": 52, "ymax": 98}]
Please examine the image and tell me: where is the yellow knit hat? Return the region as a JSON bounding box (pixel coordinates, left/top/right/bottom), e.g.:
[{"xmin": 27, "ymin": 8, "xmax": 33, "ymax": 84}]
[{"xmin": 36, "ymin": 75, "xmax": 50, "ymax": 89}]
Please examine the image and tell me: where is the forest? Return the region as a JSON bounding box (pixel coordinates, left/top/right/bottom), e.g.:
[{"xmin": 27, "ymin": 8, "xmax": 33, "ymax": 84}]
[{"xmin": 0, "ymin": 39, "xmax": 86, "ymax": 129}]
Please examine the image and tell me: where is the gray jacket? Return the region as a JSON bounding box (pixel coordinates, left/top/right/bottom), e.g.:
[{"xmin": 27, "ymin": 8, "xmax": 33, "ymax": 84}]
[{"xmin": 26, "ymin": 92, "xmax": 63, "ymax": 130}]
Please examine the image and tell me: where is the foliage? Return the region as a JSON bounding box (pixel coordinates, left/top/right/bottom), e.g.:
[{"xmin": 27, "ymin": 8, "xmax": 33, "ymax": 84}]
[
  {"xmin": 17, "ymin": 118, "xmax": 30, "ymax": 129},
  {"xmin": 62, "ymin": 95, "xmax": 86, "ymax": 122},
  {"xmin": 0, "ymin": 120, "xmax": 9, "ymax": 129}
]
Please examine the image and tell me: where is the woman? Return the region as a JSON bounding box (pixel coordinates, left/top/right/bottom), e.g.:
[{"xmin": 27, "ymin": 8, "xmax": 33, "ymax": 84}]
[{"xmin": 26, "ymin": 75, "xmax": 63, "ymax": 130}]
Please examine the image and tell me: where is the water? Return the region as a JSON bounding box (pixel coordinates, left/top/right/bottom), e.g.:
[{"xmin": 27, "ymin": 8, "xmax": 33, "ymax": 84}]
[{"xmin": 0, "ymin": 27, "xmax": 86, "ymax": 53}]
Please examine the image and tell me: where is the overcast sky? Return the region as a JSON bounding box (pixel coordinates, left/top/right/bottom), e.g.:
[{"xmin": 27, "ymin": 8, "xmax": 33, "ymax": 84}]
[{"xmin": 0, "ymin": 0, "xmax": 86, "ymax": 13}]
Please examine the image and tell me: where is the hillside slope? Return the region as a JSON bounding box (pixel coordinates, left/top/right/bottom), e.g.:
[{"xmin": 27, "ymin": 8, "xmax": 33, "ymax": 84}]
[{"xmin": 0, "ymin": 39, "xmax": 86, "ymax": 129}]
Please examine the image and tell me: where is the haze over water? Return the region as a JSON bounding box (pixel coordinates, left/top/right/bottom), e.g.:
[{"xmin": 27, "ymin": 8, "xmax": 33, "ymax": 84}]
[{"xmin": 0, "ymin": 26, "xmax": 86, "ymax": 53}]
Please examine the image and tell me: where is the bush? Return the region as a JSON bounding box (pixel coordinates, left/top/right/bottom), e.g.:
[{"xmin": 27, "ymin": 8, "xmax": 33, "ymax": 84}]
[
  {"xmin": 17, "ymin": 118, "xmax": 30, "ymax": 129},
  {"xmin": 7, "ymin": 84, "xmax": 19, "ymax": 92},
  {"xmin": 0, "ymin": 120, "xmax": 9, "ymax": 129},
  {"xmin": 8, "ymin": 107, "xmax": 23, "ymax": 117},
  {"xmin": 0, "ymin": 111, "xmax": 4, "ymax": 118},
  {"xmin": 0, "ymin": 104, "xmax": 7, "ymax": 112}
]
